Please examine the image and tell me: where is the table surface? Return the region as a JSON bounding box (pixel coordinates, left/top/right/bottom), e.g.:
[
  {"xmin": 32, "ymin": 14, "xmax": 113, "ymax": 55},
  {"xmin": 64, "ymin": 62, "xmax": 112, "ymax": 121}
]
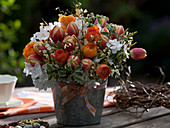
[{"xmin": 0, "ymin": 87, "xmax": 170, "ymax": 128}]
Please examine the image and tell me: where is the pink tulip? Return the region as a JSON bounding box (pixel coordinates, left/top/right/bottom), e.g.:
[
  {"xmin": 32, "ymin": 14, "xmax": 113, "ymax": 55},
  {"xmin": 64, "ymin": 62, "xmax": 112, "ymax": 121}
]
[
  {"xmin": 27, "ymin": 54, "xmax": 43, "ymax": 67},
  {"xmin": 101, "ymin": 27, "xmax": 109, "ymax": 33},
  {"xmin": 62, "ymin": 35, "xmax": 77, "ymax": 52},
  {"xmin": 98, "ymin": 35, "xmax": 109, "ymax": 50},
  {"xmin": 111, "ymin": 25, "xmax": 124, "ymax": 40},
  {"xmin": 130, "ymin": 48, "xmax": 147, "ymax": 60},
  {"xmin": 101, "ymin": 18, "xmax": 107, "ymax": 28},
  {"xmin": 33, "ymin": 41, "xmax": 46, "ymax": 57},
  {"xmin": 50, "ymin": 26, "xmax": 65, "ymax": 43},
  {"xmin": 94, "ymin": 18, "xmax": 98, "ymax": 24},
  {"xmin": 67, "ymin": 55, "xmax": 80, "ymax": 69},
  {"xmin": 67, "ymin": 22, "xmax": 79, "ymax": 37},
  {"xmin": 94, "ymin": 18, "xmax": 107, "ymax": 28},
  {"xmin": 81, "ymin": 58, "xmax": 93, "ymax": 71}
]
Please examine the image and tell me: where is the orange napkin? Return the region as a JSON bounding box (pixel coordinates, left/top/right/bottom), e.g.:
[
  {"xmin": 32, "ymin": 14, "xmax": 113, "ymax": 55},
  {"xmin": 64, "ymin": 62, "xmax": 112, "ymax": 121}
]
[
  {"xmin": 0, "ymin": 87, "xmax": 116, "ymax": 117},
  {"xmin": 0, "ymin": 98, "xmax": 37, "ymax": 117},
  {"xmin": 0, "ymin": 91, "xmax": 55, "ymax": 118}
]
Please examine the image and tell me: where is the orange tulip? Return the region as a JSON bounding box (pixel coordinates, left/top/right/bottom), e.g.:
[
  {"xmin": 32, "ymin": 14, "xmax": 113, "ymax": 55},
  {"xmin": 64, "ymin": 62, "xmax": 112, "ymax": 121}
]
[
  {"xmin": 23, "ymin": 42, "xmax": 37, "ymax": 62},
  {"xmin": 58, "ymin": 15, "xmax": 76, "ymax": 26},
  {"xmin": 81, "ymin": 43, "xmax": 98, "ymax": 58},
  {"xmin": 96, "ymin": 64, "xmax": 111, "ymax": 79},
  {"xmin": 86, "ymin": 25, "xmax": 101, "ymax": 42}
]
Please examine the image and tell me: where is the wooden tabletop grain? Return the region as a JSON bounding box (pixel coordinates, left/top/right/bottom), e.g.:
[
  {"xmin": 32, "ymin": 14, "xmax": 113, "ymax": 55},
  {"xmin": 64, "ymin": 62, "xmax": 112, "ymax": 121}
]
[{"xmin": 0, "ymin": 87, "xmax": 169, "ymax": 128}]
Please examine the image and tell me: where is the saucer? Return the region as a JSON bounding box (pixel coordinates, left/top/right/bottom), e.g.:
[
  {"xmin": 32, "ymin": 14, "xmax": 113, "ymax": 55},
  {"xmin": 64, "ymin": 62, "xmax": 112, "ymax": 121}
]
[{"xmin": 0, "ymin": 98, "xmax": 23, "ymax": 110}]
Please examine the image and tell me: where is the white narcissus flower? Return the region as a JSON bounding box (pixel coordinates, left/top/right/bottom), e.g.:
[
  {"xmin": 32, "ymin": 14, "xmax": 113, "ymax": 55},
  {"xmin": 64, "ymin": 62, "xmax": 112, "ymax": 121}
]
[
  {"xmin": 30, "ymin": 63, "xmax": 57, "ymax": 90},
  {"xmin": 30, "ymin": 34, "xmax": 36, "ymax": 43},
  {"xmin": 35, "ymin": 26, "xmax": 49, "ymax": 41},
  {"xmin": 23, "ymin": 62, "xmax": 33, "ymax": 76},
  {"xmin": 74, "ymin": 18, "xmax": 83, "ymax": 31},
  {"xmin": 30, "ymin": 62, "xmax": 43, "ymax": 79},
  {"xmin": 74, "ymin": 18, "xmax": 88, "ymax": 38},
  {"xmin": 106, "ymin": 39, "xmax": 123, "ymax": 54},
  {"xmin": 47, "ymin": 21, "xmax": 61, "ymax": 31}
]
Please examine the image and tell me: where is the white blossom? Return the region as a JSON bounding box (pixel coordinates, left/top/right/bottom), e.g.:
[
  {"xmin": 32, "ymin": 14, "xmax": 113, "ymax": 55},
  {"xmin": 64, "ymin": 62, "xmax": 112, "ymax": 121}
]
[
  {"xmin": 30, "ymin": 34, "xmax": 36, "ymax": 43},
  {"xmin": 106, "ymin": 39, "xmax": 123, "ymax": 54},
  {"xmin": 34, "ymin": 26, "xmax": 49, "ymax": 41},
  {"xmin": 123, "ymin": 44, "xmax": 129, "ymax": 59},
  {"xmin": 23, "ymin": 62, "xmax": 33, "ymax": 76},
  {"xmin": 30, "ymin": 63, "xmax": 43, "ymax": 79},
  {"xmin": 47, "ymin": 21, "xmax": 61, "ymax": 30},
  {"xmin": 74, "ymin": 18, "xmax": 88, "ymax": 38}
]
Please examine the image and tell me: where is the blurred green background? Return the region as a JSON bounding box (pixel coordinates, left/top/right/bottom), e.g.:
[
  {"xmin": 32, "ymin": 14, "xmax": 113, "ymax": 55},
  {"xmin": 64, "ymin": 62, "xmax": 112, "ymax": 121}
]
[{"xmin": 0, "ymin": 0, "xmax": 170, "ymax": 86}]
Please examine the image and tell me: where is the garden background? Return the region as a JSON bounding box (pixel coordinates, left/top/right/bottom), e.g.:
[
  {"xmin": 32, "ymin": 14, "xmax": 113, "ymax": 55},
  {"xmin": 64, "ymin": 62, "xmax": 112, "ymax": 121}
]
[{"xmin": 0, "ymin": 0, "xmax": 170, "ymax": 86}]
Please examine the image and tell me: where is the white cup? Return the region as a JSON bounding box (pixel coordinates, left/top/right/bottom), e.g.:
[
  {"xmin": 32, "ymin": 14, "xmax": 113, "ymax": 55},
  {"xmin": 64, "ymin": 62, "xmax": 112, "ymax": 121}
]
[{"xmin": 0, "ymin": 74, "xmax": 18, "ymax": 105}]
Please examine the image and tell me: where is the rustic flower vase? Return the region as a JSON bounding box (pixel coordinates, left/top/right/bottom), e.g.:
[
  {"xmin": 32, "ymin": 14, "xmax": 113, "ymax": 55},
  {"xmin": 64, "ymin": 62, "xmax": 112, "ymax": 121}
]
[{"xmin": 52, "ymin": 81, "xmax": 107, "ymax": 126}]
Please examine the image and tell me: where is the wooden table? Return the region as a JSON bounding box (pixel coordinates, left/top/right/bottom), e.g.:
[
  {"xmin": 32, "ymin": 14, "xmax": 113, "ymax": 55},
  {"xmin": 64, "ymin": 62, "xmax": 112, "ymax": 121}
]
[{"xmin": 0, "ymin": 87, "xmax": 170, "ymax": 128}]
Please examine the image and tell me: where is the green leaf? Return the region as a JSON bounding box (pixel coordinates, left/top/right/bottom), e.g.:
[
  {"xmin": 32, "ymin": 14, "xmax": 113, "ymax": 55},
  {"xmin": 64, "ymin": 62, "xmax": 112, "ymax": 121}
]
[
  {"xmin": 74, "ymin": 64, "xmax": 82, "ymax": 71},
  {"xmin": 67, "ymin": 60, "xmax": 72, "ymax": 70},
  {"xmin": 48, "ymin": 74, "xmax": 53, "ymax": 80},
  {"xmin": 47, "ymin": 64, "xmax": 53, "ymax": 71},
  {"xmin": 56, "ymin": 41, "xmax": 63, "ymax": 49},
  {"xmin": 73, "ymin": 75, "xmax": 83, "ymax": 82},
  {"xmin": 101, "ymin": 31, "xmax": 109, "ymax": 35},
  {"xmin": 58, "ymin": 70, "xmax": 66, "ymax": 77},
  {"xmin": 74, "ymin": 71, "xmax": 83, "ymax": 76},
  {"xmin": 65, "ymin": 64, "xmax": 72, "ymax": 71}
]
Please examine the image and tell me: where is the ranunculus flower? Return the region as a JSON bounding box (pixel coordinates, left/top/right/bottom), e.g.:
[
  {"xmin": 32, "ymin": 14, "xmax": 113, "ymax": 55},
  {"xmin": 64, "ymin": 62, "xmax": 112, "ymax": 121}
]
[
  {"xmin": 27, "ymin": 54, "xmax": 44, "ymax": 67},
  {"xmin": 130, "ymin": 48, "xmax": 147, "ymax": 60},
  {"xmin": 53, "ymin": 49, "xmax": 70, "ymax": 65},
  {"xmin": 81, "ymin": 43, "xmax": 98, "ymax": 58},
  {"xmin": 81, "ymin": 58, "xmax": 93, "ymax": 71},
  {"xmin": 62, "ymin": 35, "xmax": 77, "ymax": 52},
  {"xmin": 98, "ymin": 35, "xmax": 109, "ymax": 50},
  {"xmin": 96, "ymin": 64, "xmax": 111, "ymax": 79},
  {"xmin": 58, "ymin": 15, "xmax": 76, "ymax": 26},
  {"xmin": 67, "ymin": 55, "xmax": 80, "ymax": 69},
  {"xmin": 23, "ymin": 42, "xmax": 37, "ymax": 62},
  {"xmin": 67, "ymin": 22, "xmax": 79, "ymax": 37},
  {"xmin": 86, "ymin": 25, "xmax": 101, "ymax": 42},
  {"xmin": 50, "ymin": 26, "xmax": 65, "ymax": 43},
  {"xmin": 111, "ymin": 25, "xmax": 124, "ymax": 40}
]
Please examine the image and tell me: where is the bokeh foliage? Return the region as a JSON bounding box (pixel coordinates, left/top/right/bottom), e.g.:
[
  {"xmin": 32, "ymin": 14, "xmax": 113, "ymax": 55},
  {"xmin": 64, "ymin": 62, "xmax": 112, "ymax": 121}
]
[
  {"xmin": 0, "ymin": 0, "xmax": 25, "ymax": 82},
  {"xmin": 0, "ymin": 0, "xmax": 170, "ymax": 86}
]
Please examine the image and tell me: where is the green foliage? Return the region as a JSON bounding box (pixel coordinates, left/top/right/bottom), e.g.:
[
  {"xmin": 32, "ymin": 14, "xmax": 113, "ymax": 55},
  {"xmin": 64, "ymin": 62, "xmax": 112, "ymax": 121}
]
[{"xmin": 72, "ymin": 64, "xmax": 83, "ymax": 82}]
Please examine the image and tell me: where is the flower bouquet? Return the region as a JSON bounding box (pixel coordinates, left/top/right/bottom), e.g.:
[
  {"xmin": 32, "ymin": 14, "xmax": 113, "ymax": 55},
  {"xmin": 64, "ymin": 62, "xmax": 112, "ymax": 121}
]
[{"xmin": 23, "ymin": 1, "xmax": 146, "ymax": 126}]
